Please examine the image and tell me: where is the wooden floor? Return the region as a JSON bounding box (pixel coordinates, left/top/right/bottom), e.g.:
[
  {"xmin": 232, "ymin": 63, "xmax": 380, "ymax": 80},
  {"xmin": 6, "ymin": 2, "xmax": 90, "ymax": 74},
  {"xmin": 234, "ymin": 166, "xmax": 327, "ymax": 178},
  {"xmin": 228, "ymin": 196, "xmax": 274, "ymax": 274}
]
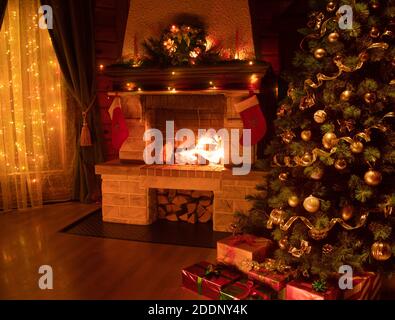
[
  {"xmin": 0, "ymin": 202, "xmax": 215, "ymax": 299},
  {"xmin": 0, "ymin": 202, "xmax": 394, "ymax": 300}
]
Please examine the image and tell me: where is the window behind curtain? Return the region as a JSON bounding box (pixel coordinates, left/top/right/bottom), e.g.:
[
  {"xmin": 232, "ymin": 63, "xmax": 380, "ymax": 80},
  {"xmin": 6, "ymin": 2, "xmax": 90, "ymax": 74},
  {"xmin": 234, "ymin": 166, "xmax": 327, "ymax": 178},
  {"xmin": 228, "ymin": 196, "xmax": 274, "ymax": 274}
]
[{"xmin": 0, "ymin": 0, "xmax": 76, "ymax": 211}]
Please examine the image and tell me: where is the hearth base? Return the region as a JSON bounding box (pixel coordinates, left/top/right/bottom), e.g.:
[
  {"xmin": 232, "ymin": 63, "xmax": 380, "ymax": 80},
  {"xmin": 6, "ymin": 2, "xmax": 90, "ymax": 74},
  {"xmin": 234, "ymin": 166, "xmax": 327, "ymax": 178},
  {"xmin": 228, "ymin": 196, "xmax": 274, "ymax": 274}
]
[{"xmin": 95, "ymin": 160, "xmax": 267, "ymax": 232}]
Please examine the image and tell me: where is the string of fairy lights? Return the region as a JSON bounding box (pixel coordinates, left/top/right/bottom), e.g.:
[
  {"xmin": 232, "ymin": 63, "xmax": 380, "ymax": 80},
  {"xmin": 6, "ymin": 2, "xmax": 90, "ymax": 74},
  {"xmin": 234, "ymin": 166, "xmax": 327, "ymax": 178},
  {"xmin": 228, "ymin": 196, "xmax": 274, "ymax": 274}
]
[
  {"xmin": 100, "ymin": 64, "xmax": 260, "ymax": 93},
  {"xmin": 0, "ymin": 0, "xmax": 65, "ymax": 209}
]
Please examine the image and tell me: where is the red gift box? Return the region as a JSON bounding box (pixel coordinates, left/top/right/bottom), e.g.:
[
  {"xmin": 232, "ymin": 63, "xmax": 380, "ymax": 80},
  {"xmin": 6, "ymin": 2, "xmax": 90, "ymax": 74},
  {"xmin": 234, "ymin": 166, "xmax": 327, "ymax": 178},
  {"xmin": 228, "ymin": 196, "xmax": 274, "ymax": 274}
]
[
  {"xmin": 220, "ymin": 278, "xmax": 277, "ymax": 300},
  {"xmin": 285, "ymin": 280, "xmax": 340, "ymax": 300},
  {"xmin": 217, "ymin": 235, "xmax": 273, "ymax": 270},
  {"xmin": 343, "ymin": 272, "xmax": 382, "ymax": 300},
  {"xmin": 182, "ymin": 261, "xmax": 241, "ymax": 299},
  {"xmin": 247, "ymin": 267, "xmax": 292, "ymax": 292}
]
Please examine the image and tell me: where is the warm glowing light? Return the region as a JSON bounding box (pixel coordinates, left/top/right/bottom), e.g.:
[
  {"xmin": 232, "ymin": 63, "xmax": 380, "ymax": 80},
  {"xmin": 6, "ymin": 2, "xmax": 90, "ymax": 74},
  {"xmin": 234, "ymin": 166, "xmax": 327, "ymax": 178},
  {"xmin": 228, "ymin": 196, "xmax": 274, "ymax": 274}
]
[
  {"xmin": 138, "ymin": 88, "xmax": 142, "ymax": 91},
  {"xmin": 99, "ymin": 64, "xmax": 104, "ymax": 71},
  {"xmin": 0, "ymin": 0, "xmax": 69, "ymax": 210},
  {"xmin": 205, "ymin": 36, "xmax": 214, "ymax": 52},
  {"xmin": 171, "ymin": 71, "xmax": 176, "ymax": 76},
  {"xmin": 177, "ymin": 134, "xmax": 225, "ymax": 165},
  {"xmin": 249, "ymin": 61, "xmax": 254, "ymax": 65},
  {"xmin": 250, "ymin": 74, "xmax": 258, "ymax": 84}
]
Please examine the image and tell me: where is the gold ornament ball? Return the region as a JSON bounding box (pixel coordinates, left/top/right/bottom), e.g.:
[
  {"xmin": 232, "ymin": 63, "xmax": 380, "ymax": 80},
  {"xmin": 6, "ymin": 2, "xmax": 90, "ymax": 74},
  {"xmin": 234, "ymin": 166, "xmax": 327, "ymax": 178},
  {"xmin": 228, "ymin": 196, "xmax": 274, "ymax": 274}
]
[
  {"xmin": 288, "ymin": 195, "xmax": 300, "ymax": 208},
  {"xmin": 328, "ymin": 32, "xmax": 340, "ymax": 43},
  {"xmin": 301, "ymin": 153, "xmax": 313, "ymax": 166},
  {"xmin": 279, "ymin": 173, "xmax": 289, "ymax": 182},
  {"xmin": 370, "ymin": 27, "xmax": 380, "ymax": 38},
  {"xmin": 310, "ymin": 167, "xmax": 324, "ymax": 180},
  {"xmin": 341, "ymin": 205, "xmax": 354, "ymax": 221},
  {"xmin": 334, "ymin": 159, "xmax": 347, "ymax": 170},
  {"xmin": 314, "ymin": 110, "xmax": 327, "ymax": 124},
  {"xmin": 326, "ymin": 1, "xmax": 337, "ymax": 12},
  {"xmin": 303, "ymin": 195, "xmax": 320, "ymax": 213},
  {"xmin": 340, "ymin": 90, "xmax": 352, "ymax": 102},
  {"xmin": 279, "ymin": 238, "xmax": 289, "ymax": 250},
  {"xmin": 314, "ymin": 48, "xmax": 326, "ymax": 59},
  {"xmin": 364, "ymin": 92, "xmax": 377, "ymax": 104},
  {"xmin": 350, "ymin": 141, "xmax": 364, "ymax": 153},
  {"xmin": 322, "ymin": 132, "xmax": 338, "ymax": 149},
  {"xmin": 301, "ymin": 130, "xmax": 312, "ymax": 142},
  {"xmin": 364, "ymin": 169, "xmax": 382, "ymax": 186},
  {"xmin": 371, "ymin": 241, "xmax": 392, "ymax": 261}
]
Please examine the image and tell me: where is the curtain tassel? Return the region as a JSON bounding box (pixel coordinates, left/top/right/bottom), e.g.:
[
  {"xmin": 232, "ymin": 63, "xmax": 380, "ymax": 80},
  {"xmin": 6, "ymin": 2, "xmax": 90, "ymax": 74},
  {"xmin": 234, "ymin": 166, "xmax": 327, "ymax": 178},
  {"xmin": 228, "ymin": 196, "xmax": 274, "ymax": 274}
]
[{"xmin": 80, "ymin": 111, "xmax": 92, "ymax": 147}]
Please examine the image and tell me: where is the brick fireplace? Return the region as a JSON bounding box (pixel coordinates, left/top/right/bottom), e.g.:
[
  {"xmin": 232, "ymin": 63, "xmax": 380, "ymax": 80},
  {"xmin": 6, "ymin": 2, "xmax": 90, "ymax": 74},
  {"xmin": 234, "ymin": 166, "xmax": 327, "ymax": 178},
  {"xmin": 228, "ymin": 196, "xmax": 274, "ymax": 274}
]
[
  {"xmin": 95, "ymin": 81, "xmax": 269, "ymax": 232},
  {"xmin": 95, "ymin": 161, "xmax": 266, "ymax": 232}
]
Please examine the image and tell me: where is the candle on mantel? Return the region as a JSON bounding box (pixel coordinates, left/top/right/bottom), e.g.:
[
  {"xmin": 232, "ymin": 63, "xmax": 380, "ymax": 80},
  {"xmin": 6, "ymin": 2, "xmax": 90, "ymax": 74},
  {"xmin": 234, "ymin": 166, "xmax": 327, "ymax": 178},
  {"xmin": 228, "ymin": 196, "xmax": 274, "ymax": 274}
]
[
  {"xmin": 133, "ymin": 34, "xmax": 139, "ymax": 59},
  {"xmin": 234, "ymin": 28, "xmax": 239, "ymax": 60}
]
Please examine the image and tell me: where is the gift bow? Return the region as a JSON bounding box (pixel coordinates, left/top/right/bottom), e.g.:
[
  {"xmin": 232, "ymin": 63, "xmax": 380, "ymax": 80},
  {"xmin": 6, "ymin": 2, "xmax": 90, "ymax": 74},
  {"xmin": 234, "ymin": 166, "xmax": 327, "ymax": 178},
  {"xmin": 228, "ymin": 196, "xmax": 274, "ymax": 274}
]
[
  {"xmin": 289, "ymin": 240, "xmax": 312, "ymax": 258},
  {"xmin": 196, "ymin": 264, "xmax": 222, "ymax": 295},
  {"xmin": 204, "ymin": 264, "xmax": 222, "ymax": 278},
  {"xmin": 228, "ymin": 234, "xmax": 258, "ymax": 246}
]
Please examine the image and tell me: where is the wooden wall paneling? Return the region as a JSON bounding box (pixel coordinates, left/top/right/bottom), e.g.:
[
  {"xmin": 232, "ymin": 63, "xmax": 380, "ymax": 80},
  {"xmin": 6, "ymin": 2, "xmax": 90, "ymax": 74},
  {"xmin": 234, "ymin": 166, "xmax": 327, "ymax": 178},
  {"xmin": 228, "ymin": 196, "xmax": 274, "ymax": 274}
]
[{"xmin": 95, "ymin": 0, "xmax": 131, "ymax": 160}]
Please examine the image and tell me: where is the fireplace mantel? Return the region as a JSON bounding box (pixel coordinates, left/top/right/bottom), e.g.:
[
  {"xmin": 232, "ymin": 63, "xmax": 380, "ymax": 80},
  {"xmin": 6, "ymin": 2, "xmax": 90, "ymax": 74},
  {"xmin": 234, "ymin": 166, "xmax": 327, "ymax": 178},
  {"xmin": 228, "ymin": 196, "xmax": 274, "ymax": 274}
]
[
  {"xmin": 107, "ymin": 90, "xmax": 258, "ymax": 97},
  {"xmin": 103, "ymin": 63, "xmax": 271, "ymax": 92}
]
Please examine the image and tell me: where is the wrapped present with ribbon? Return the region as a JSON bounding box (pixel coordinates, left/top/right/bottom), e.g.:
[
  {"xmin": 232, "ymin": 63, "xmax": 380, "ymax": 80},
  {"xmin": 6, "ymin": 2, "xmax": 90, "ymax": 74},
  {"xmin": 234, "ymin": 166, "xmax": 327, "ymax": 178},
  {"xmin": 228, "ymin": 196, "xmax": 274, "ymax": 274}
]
[
  {"xmin": 217, "ymin": 235, "xmax": 273, "ymax": 270},
  {"xmin": 247, "ymin": 267, "xmax": 293, "ymax": 293},
  {"xmin": 285, "ymin": 280, "xmax": 340, "ymax": 300},
  {"xmin": 343, "ymin": 272, "xmax": 382, "ymax": 300},
  {"xmin": 220, "ymin": 278, "xmax": 277, "ymax": 300},
  {"xmin": 181, "ymin": 261, "xmax": 241, "ymax": 299}
]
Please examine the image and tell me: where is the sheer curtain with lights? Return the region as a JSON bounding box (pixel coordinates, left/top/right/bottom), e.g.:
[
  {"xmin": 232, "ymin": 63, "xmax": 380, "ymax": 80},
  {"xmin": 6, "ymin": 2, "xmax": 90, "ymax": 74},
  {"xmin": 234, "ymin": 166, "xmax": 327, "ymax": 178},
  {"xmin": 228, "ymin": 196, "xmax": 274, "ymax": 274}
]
[{"xmin": 0, "ymin": 0, "xmax": 76, "ymax": 211}]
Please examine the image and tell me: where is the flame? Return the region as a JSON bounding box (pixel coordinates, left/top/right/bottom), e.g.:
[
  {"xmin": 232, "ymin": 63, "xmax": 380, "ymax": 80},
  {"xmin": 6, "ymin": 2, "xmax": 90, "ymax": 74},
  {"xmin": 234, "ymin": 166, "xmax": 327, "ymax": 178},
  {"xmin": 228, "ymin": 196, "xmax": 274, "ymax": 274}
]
[{"xmin": 177, "ymin": 134, "xmax": 225, "ymax": 165}]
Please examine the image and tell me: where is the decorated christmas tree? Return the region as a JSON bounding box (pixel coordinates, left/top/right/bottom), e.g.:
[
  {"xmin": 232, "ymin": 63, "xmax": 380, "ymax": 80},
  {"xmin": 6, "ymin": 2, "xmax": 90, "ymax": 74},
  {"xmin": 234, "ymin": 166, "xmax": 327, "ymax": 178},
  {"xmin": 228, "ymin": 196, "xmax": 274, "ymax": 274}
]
[{"xmin": 238, "ymin": 0, "xmax": 395, "ymax": 279}]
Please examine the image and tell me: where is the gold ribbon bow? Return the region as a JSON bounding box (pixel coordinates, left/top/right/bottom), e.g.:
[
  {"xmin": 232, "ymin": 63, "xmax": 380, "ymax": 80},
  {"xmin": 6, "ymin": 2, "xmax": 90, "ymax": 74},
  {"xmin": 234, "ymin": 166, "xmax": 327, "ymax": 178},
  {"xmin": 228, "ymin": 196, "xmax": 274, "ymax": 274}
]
[{"xmin": 289, "ymin": 240, "xmax": 311, "ymax": 258}]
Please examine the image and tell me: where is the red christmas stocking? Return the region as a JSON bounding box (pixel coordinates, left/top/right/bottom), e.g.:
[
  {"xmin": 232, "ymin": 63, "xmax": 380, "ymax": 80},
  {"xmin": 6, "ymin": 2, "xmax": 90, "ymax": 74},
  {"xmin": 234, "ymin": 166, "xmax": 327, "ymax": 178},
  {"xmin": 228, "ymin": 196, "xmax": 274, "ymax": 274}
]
[
  {"xmin": 108, "ymin": 96, "xmax": 129, "ymax": 151},
  {"xmin": 234, "ymin": 94, "xmax": 267, "ymax": 145}
]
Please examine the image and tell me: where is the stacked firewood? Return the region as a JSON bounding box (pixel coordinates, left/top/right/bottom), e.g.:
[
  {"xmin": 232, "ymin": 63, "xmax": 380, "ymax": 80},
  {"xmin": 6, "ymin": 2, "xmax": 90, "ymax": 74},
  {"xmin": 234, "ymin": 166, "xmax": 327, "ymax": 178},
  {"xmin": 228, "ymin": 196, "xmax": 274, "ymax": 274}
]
[{"xmin": 156, "ymin": 189, "xmax": 213, "ymax": 223}]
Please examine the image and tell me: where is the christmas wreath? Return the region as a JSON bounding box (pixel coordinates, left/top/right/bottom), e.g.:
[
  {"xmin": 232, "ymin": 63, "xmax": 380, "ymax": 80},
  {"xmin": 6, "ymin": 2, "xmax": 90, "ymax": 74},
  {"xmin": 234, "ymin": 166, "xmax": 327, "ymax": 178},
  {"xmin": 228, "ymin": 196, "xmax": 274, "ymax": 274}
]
[{"xmin": 143, "ymin": 24, "xmax": 220, "ymax": 67}]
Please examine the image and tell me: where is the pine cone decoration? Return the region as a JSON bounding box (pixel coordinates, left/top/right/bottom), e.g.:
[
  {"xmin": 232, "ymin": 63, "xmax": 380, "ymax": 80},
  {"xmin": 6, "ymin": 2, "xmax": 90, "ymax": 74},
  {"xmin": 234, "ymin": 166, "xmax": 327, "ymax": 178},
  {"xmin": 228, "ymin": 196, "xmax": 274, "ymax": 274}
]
[{"xmin": 322, "ymin": 244, "xmax": 334, "ymax": 255}]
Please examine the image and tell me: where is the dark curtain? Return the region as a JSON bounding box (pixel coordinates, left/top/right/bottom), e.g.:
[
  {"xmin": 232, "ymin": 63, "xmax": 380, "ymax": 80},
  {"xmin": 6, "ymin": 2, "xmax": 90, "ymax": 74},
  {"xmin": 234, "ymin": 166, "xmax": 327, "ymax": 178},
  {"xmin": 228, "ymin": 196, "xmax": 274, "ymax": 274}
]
[
  {"xmin": 41, "ymin": 0, "xmax": 103, "ymax": 202},
  {"xmin": 0, "ymin": 0, "xmax": 7, "ymax": 28}
]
